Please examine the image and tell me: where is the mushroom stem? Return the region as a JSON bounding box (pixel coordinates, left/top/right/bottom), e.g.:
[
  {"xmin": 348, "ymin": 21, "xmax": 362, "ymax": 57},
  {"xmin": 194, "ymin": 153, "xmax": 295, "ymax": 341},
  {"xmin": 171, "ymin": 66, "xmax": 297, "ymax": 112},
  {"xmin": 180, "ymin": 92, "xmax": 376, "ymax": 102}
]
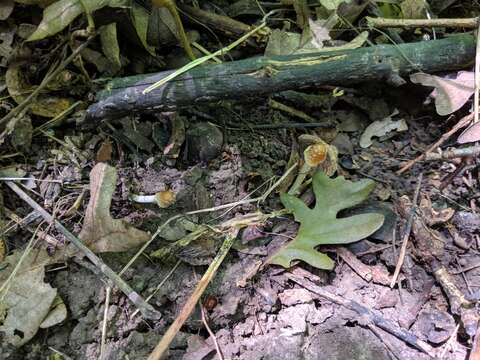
[
  {"xmin": 288, "ymin": 162, "xmax": 311, "ymax": 196},
  {"xmin": 130, "ymin": 194, "xmax": 157, "ymax": 204}
]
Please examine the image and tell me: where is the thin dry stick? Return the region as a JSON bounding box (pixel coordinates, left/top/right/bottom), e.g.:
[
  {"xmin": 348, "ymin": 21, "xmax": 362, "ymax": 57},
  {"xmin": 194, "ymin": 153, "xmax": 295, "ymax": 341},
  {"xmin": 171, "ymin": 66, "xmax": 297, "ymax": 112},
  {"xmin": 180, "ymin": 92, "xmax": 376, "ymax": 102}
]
[
  {"xmin": 201, "ymin": 304, "xmax": 224, "ymax": 360},
  {"xmin": 5, "ymin": 181, "xmax": 161, "ymax": 320},
  {"xmin": 147, "ymin": 230, "xmax": 238, "ymax": 360},
  {"xmin": 397, "ymin": 113, "xmax": 473, "ymax": 174},
  {"xmin": 424, "ymin": 145, "xmax": 480, "ymax": 160},
  {"xmin": 390, "ymin": 173, "xmax": 423, "ymax": 288},
  {"xmin": 441, "ymin": 324, "xmax": 460, "ymax": 359},
  {"xmin": 0, "ymin": 36, "xmax": 94, "ymax": 127},
  {"xmin": 366, "ymin": 16, "xmax": 479, "ymax": 29},
  {"xmin": 130, "ymin": 259, "xmax": 181, "ymax": 319},
  {"xmin": 99, "ymin": 286, "xmax": 111, "ymax": 360}
]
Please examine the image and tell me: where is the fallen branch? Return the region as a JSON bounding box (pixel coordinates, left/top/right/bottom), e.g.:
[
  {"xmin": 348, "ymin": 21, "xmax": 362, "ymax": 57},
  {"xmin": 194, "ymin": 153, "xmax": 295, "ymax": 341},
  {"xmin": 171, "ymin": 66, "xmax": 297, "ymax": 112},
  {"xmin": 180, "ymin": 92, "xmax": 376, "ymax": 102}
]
[
  {"xmin": 87, "ymin": 35, "xmax": 475, "ymax": 120},
  {"xmin": 5, "ymin": 181, "xmax": 161, "ymax": 320}
]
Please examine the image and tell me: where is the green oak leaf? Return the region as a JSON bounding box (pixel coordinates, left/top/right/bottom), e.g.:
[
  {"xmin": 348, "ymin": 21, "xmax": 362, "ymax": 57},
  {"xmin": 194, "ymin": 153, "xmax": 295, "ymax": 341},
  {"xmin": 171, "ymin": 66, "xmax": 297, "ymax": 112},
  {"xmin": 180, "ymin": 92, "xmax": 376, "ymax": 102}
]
[{"xmin": 269, "ymin": 171, "xmax": 384, "ymax": 270}]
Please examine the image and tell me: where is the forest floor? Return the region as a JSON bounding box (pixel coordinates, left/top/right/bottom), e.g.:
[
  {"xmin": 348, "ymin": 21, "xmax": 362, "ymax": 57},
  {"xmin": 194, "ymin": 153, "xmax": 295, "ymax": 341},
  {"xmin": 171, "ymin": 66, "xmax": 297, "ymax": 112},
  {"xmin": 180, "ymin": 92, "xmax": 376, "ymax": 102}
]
[{"xmin": 1, "ymin": 1, "xmax": 480, "ymax": 359}]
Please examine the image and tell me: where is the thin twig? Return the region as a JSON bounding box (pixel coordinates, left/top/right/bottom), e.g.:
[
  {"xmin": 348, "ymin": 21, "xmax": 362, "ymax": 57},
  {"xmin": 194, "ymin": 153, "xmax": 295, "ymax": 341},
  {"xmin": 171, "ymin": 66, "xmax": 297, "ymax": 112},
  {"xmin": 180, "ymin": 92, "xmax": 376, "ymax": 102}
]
[
  {"xmin": 441, "ymin": 324, "xmax": 460, "ymax": 359},
  {"xmin": 5, "ymin": 181, "xmax": 161, "ymax": 320},
  {"xmin": 0, "ymin": 36, "xmax": 94, "ymax": 127},
  {"xmin": 201, "ymin": 304, "xmax": 224, "ymax": 360},
  {"xmin": 366, "ymin": 16, "xmax": 479, "ymax": 29},
  {"xmin": 99, "ymin": 286, "xmax": 111, "ymax": 360},
  {"xmin": 397, "ymin": 114, "xmax": 473, "ymax": 174},
  {"xmin": 390, "ymin": 173, "xmax": 423, "ymax": 288},
  {"xmin": 130, "ymin": 259, "xmax": 182, "ymax": 319},
  {"xmin": 424, "ymin": 145, "xmax": 480, "ymax": 160}
]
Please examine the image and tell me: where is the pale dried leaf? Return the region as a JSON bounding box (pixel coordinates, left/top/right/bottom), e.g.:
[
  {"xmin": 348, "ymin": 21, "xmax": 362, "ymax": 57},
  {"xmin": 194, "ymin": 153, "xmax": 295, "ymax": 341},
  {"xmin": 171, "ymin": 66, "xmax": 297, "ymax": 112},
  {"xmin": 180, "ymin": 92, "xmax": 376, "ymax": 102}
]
[
  {"xmin": 308, "ymin": 18, "xmax": 331, "ymax": 49},
  {"xmin": 79, "ymin": 163, "xmax": 150, "ymax": 252},
  {"xmin": 360, "ymin": 111, "xmax": 408, "ymax": 148},
  {"xmin": 458, "ymin": 121, "xmax": 480, "ymax": 144},
  {"xmin": 40, "ymin": 296, "xmax": 67, "ymax": 328},
  {"xmin": 320, "ymin": 0, "xmax": 351, "ymax": 11},
  {"xmin": 0, "ymin": 250, "xmax": 58, "ymax": 347},
  {"xmin": 410, "ymin": 72, "xmax": 474, "ymax": 116}
]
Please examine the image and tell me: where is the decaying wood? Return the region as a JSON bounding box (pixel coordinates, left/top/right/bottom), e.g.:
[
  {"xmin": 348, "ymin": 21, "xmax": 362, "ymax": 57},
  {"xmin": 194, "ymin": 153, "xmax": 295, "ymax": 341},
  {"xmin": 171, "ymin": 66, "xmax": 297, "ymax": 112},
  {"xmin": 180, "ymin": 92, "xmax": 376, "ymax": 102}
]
[{"xmin": 87, "ymin": 34, "xmax": 475, "ymax": 120}]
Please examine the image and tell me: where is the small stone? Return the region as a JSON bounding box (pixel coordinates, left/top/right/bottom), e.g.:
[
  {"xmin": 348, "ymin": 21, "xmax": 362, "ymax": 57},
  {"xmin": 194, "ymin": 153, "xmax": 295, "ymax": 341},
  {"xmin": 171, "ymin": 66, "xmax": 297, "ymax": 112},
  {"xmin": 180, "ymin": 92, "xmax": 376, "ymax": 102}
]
[
  {"xmin": 186, "ymin": 122, "xmax": 223, "ymax": 163},
  {"xmin": 279, "ymin": 288, "xmax": 313, "ymax": 306}
]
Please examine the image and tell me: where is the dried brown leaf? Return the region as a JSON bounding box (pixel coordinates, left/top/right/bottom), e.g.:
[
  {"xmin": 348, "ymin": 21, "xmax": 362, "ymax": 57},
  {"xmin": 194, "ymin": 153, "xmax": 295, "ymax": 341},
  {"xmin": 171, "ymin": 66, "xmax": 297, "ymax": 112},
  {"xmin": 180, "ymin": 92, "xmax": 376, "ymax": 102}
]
[{"xmin": 79, "ymin": 163, "xmax": 149, "ymax": 253}]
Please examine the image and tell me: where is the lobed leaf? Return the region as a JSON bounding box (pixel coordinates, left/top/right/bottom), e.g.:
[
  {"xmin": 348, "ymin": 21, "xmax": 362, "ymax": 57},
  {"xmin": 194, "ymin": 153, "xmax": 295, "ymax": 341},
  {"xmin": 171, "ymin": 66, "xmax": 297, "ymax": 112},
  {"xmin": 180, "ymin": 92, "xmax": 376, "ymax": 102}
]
[{"xmin": 269, "ymin": 171, "xmax": 384, "ymax": 270}]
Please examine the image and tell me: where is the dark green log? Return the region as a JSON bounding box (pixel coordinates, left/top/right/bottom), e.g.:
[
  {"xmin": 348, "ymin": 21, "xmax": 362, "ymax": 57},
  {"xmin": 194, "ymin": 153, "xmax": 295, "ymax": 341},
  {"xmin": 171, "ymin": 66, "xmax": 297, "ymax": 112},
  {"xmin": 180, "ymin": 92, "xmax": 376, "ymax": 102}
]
[{"xmin": 87, "ymin": 34, "xmax": 475, "ymax": 120}]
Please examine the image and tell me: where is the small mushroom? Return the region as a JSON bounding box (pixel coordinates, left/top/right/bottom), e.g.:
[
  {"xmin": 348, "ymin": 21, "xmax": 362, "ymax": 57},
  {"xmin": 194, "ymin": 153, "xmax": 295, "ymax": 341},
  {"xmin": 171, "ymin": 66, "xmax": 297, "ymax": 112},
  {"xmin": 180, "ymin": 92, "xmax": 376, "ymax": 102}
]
[
  {"xmin": 130, "ymin": 189, "xmax": 176, "ymax": 208},
  {"xmin": 288, "ymin": 136, "xmax": 338, "ymax": 195}
]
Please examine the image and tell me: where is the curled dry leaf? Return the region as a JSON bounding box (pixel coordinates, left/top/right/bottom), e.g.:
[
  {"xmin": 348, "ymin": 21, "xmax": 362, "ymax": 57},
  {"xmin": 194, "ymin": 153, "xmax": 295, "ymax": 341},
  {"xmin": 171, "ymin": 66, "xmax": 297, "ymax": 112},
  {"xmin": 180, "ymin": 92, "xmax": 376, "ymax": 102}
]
[
  {"xmin": 79, "ymin": 163, "xmax": 150, "ymax": 253},
  {"xmin": 410, "ymin": 72, "xmax": 474, "ymax": 116},
  {"xmin": 419, "ymin": 195, "xmax": 454, "ymax": 226},
  {"xmin": 360, "ymin": 110, "xmax": 408, "ymax": 148}
]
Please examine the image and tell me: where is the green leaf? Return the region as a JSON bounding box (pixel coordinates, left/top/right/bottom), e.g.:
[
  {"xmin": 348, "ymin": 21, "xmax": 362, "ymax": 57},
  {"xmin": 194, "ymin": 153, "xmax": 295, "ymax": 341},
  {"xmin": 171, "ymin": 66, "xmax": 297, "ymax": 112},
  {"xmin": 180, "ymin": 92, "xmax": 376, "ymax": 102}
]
[
  {"xmin": 269, "ymin": 171, "xmax": 384, "ymax": 270},
  {"xmin": 130, "ymin": 2, "xmax": 156, "ymax": 55},
  {"xmin": 320, "ymin": 0, "xmax": 351, "ymax": 11},
  {"xmin": 27, "ymin": 0, "xmax": 128, "ymax": 41},
  {"xmin": 400, "ymin": 0, "xmax": 426, "ymax": 19},
  {"xmin": 100, "ymin": 23, "xmax": 121, "ymax": 70}
]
